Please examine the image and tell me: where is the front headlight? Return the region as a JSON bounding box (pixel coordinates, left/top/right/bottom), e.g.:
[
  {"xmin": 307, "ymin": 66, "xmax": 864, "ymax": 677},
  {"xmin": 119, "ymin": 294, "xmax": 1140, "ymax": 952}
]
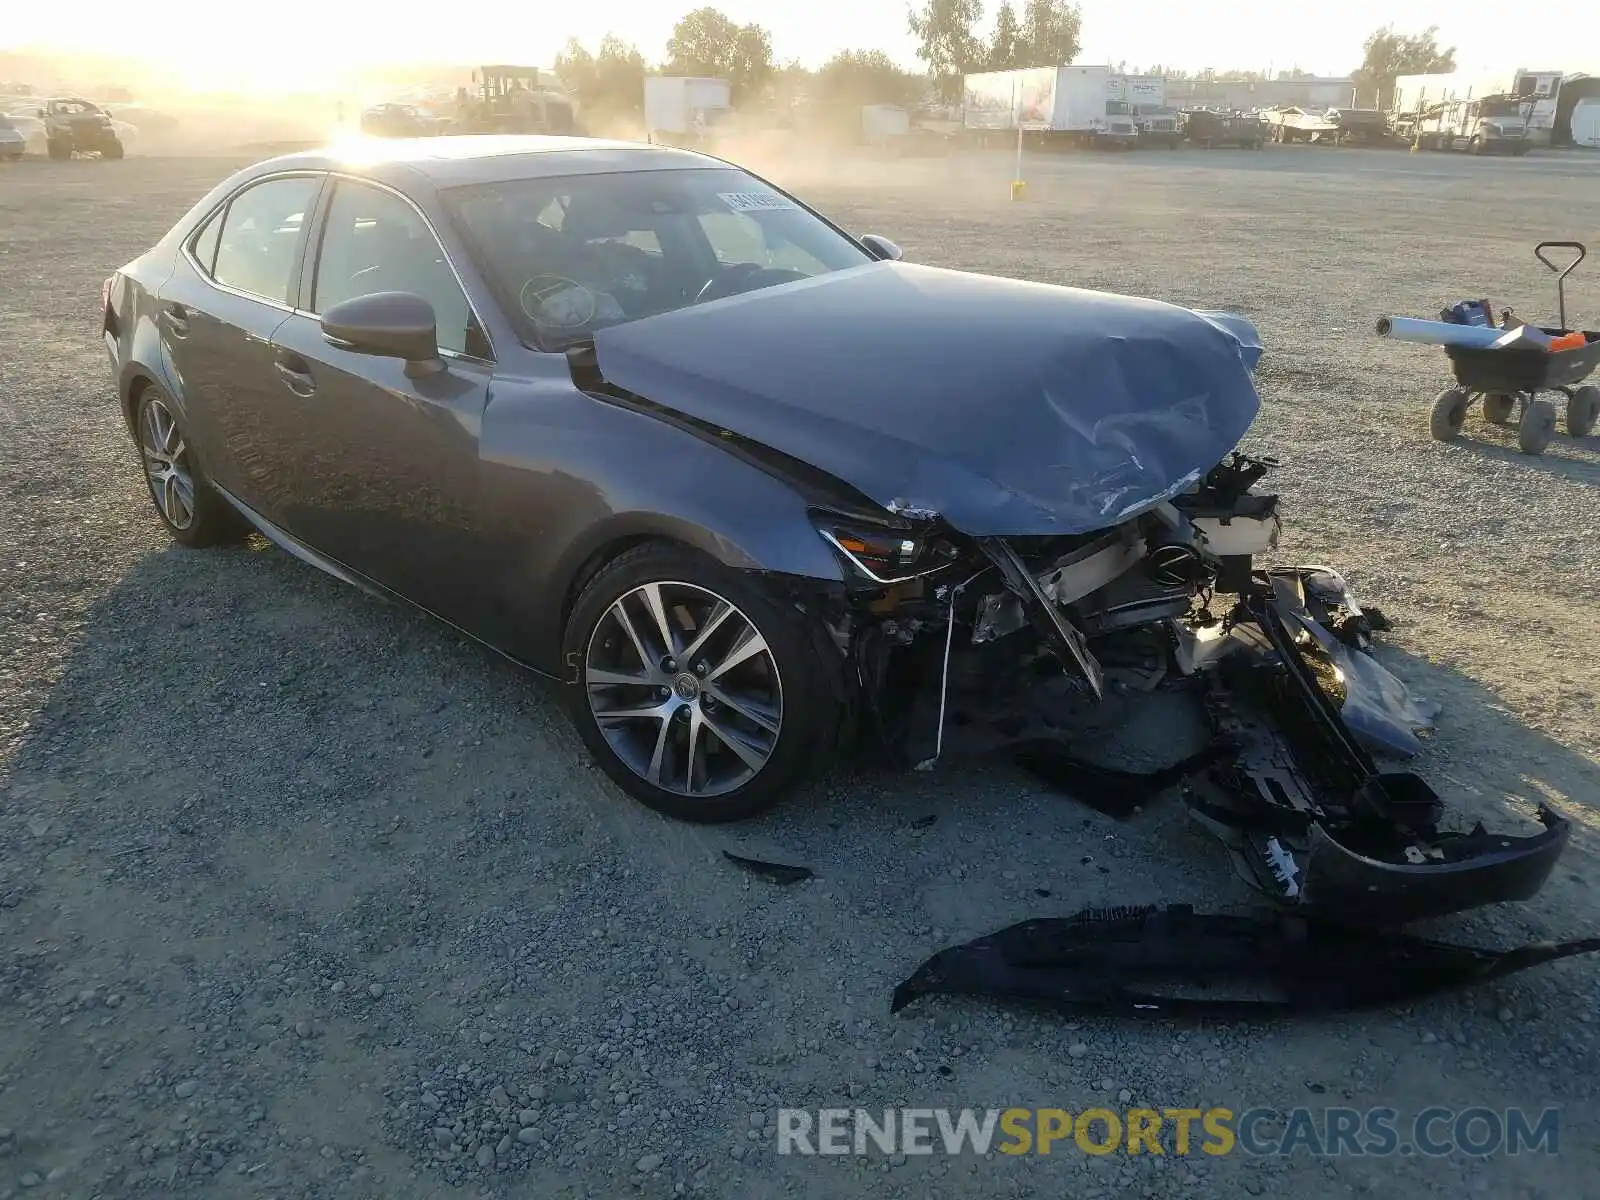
[{"xmin": 811, "ymin": 513, "xmax": 957, "ymax": 583}]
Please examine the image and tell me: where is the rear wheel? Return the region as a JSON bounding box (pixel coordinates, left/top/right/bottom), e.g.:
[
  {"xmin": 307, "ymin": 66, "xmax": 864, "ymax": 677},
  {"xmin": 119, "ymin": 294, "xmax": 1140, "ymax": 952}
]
[
  {"xmin": 1429, "ymin": 387, "xmax": 1470, "ymax": 441},
  {"xmin": 46, "ymin": 139, "xmax": 70, "ymax": 160},
  {"xmin": 1566, "ymin": 385, "xmax": 1599, "ymax": 437},
  {"xmin": 562, "ymin": 542, "xmax": 841, "ymax": 823},
  {"xmin": 134, "ymin": 386, "xmax": 248, "ymax": 547},
  {"xmin": 1482, "ymin": 392, "xmax": 1517, "ymax": 424}
]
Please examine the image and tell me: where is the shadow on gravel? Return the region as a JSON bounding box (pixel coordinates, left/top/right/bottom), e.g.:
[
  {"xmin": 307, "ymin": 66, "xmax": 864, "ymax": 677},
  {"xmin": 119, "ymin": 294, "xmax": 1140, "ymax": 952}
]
[
  {"xmin": 1394, "ymin": 636, "xmax": 1600, "ymax": 909},
  {"xmin": 5, "ymin": 537, "xmax": 1600, "ymax": 1195},
  {"xmin": 8, "ymin": 538, "xmax": 1597, "ymax": 941},
  {"xmin": 1451, "ymin": 436, "xmax": 1600, "ymax": 487}
]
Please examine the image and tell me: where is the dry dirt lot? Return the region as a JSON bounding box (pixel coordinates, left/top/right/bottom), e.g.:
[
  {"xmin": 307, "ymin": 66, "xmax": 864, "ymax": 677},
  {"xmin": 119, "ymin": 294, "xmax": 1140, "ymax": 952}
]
[{"xmin": 2, "ymin": 145, "xmax": 1599, "ymax": 1200}]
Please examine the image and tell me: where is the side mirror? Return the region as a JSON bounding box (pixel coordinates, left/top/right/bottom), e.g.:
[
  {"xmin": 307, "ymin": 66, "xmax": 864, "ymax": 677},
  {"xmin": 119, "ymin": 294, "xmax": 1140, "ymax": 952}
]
[
  {"xmin": 860, "ymin": 233, "xmax": 903, "ymax": 261},
  {"xmin": 321, "ymin": 291, "xmax": 444, "ymax": 378}
]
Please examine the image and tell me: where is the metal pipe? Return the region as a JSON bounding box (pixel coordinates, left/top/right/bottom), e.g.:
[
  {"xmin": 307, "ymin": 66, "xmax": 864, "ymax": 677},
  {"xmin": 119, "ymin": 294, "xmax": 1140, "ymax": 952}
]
[{"xmin": 1374, "ymin": 316, "xmax": 1507, "ymax": 348}]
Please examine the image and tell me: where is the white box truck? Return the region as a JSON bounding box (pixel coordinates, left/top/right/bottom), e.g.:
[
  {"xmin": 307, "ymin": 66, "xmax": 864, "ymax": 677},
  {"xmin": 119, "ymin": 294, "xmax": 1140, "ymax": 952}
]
[
  {"xmin": 643, "ymin": 76, "xmax": 732, "ymax": 142},
  {"xmin": 961, "ymin": 65, "xmax": 1138, "ymax": 147},
  {"xmin": 1112, "ymin": 74, "xmax": 1180, "ymax": 147},
  {"xmin": 861, "ymin": 103, "xmax": 912, "ymax": 145}
]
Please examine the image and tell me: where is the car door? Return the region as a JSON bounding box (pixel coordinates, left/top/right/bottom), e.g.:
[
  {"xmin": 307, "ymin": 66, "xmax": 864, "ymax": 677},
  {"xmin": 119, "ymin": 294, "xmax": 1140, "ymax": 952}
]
[
  {"xmin": 157, "ymin": 173, "xmax": 325, "ymax": 513},
  {"xmin": 264, "ymin": 176, "xmax": 496, "ymax": 622}
]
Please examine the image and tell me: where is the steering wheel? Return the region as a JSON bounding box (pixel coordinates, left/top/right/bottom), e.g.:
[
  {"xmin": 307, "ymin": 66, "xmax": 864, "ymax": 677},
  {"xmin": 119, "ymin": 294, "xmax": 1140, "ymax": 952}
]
[
  {"xmin": 694, "ymin": 263, "xmax": 808, "ymax": 304},
  {"xmin": 518, "ymin": 274, "xmax": 597, "ymax": 329}
]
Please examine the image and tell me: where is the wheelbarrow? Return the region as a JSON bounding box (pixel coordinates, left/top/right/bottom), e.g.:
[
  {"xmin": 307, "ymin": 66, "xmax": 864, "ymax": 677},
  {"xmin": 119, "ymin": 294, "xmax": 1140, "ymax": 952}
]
[{"xmin": 1429, "ymin": 242, "xmax": 1600, "ymax": 454}]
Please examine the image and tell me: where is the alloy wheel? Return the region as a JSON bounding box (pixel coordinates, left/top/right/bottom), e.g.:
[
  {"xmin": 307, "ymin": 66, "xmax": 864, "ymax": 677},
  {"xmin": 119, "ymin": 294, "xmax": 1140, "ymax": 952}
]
[
  {"xmin": 584, "ymin": 581, "xmax": 784, "ymax": 798},
  {"xmin": 139, "ymin": 397, "xmax": 195, "ymax": 530}
]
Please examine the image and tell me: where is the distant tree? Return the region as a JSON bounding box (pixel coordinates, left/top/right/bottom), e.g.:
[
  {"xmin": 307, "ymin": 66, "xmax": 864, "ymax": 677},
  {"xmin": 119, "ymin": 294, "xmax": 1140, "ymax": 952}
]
[
  {"xmin": 1352, "ymin": 25, "xmax": 1456, "ymax": 110},
  {"xmin": 1019, "ymin": 0, "xmax": 1082, "ymax": 66},
  {"xmin": 815, "ymin": 49, "xmax": 923, "ymax": 108},
  {"xmin": 987, "ymin": 2, "xmax": 1022, "ymax": 69},
  {"xmin": 666, "ymin": 7, "xmax": 774, "ymax": 103},
  {"xmin": 593, "ymin": 36, "xmax": 648, "ymax": 110},
  {"xmin": 554, "ymin": 39, "xmax": 597, "ymax": 103},
  {"xmin": 907, "ymin": 0, "xmax": 985, "ymax": 100},
  {"xmin": 556, "ymin": 35, "xmax": 648, "ymax": 113}
]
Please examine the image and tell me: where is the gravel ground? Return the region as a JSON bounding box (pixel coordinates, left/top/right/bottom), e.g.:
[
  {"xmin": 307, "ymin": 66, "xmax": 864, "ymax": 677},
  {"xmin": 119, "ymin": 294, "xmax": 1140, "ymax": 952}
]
[{"xmin": 2, "ymin": 147, "xmax": 1599, "ymax": 1200}]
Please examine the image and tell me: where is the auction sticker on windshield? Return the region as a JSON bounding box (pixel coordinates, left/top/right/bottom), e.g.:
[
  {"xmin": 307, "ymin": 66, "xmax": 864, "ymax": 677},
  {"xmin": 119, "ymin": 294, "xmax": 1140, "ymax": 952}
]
[{"xmin": 717, "ymin": 192, "xmax": 799, "ymax": 213}]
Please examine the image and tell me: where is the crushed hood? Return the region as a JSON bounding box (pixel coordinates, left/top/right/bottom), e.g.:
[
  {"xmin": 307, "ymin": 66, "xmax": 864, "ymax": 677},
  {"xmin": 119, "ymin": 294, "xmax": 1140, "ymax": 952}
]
[{"xmin": 591, "ymin": 261, "xmax": 1263, "ymax": 536}]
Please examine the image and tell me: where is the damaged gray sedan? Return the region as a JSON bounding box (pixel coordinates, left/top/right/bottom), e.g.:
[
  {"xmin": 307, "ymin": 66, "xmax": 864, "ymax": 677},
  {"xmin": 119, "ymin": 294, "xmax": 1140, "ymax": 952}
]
[{"xmin": 104, "ymin": 137, "xmax": 1567, "ymax": 922}]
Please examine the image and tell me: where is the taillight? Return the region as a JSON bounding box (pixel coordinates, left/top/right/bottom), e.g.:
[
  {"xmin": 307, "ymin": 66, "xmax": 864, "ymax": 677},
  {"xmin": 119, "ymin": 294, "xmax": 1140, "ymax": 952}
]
[{"xmin": 101, "ymin": 274, "xmax": 114, "ymax": 314}]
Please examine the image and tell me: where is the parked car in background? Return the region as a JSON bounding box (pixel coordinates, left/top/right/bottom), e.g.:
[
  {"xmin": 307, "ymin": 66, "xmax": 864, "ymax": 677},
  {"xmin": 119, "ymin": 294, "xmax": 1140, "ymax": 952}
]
[
  {"xmin": 1571, "ymin": 97, "xmax": 1600, "ymax": 148},
  {"xmin": 1180, "ymin": 108, "xmax": 1264, "ymax": 149},
  {"xmin": 0, "ymin": 114, "xmax": 24, "ymax": 160},
  {"xmin": 107, "ymin": 104, "xmax": 177, "ymax": 136},
  {"xmin": 359, "ymin": 102, "xmax": 448, "ymax": 139},
  {"xmin": 39, "ymin": 96, "xmax": 124, "ymax": 159},
  {"xmin": 3, "ymin": 109, "xmax": 45, "ymax": 154}
]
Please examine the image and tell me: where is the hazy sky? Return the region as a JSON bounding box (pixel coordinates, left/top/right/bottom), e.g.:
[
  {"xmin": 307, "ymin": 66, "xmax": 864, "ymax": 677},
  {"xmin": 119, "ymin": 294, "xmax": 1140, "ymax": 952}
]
[{"xmin": 3, "ymin": 0, "xmax": 1595, "ymax": 89}]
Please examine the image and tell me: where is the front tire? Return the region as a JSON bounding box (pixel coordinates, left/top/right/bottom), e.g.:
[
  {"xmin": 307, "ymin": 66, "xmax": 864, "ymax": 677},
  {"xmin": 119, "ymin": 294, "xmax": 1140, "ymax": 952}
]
[
  {"xmin": 103, "ymin": 139, "xmax": 124, "ymax": 159},
  {"xmin": 47, "ymin": 139, "xmax": 70, "ymax": 160},
  {"xmin": 133, "ymin": 386, "xmax": 248, "ymax": 547},
  {"xmin": 562, "ymin": 542, "xmax": 841, "ymax": 822},
  {"xmin": 1517, "ymin": 398, "xmax": 1557, "ymax": 454},
  {"xmin": 1430, "ymin": 387, "xmax": 1469, "ymax": 440}
]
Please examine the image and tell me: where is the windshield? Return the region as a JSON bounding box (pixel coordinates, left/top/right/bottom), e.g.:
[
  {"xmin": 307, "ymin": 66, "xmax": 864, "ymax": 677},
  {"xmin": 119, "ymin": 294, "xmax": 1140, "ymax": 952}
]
[
  {"xmin": 1481, "ymin": 100, "xmax": 1523, "ymax": 119},
  {"xmin": 445, "ymin": 167, "xmax": 873, "ymax": 349},
  {"xmin": 1105, "ymin": 101, "xmax": 1132, "ymax": 116}
]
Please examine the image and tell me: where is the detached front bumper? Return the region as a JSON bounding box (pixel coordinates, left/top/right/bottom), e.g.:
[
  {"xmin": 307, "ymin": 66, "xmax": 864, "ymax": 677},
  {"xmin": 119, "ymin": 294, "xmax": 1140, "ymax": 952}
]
[
  {"xmin": 1185, "ymin": 584, "xmax": 1569, "ymax": 923},
  {"xmin": 1297, "ymin": 811, "xmax": 1568, "ymax": 923},
  {"xmin": 965, "ymin": 508, "xmax": 1569, "ymax": 923}
]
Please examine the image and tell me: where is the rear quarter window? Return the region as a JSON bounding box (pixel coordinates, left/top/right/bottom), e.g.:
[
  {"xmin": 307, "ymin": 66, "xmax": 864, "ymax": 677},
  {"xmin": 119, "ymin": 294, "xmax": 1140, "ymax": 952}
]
[{"xmin": 189, "ymin": 209, "xmax": 223, "ymax": 276}]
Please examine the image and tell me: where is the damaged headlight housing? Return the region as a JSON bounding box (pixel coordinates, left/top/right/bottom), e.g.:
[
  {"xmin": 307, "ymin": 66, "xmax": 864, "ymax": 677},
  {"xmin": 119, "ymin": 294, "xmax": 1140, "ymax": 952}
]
[{"xmin": 811, "ymin": 513, "xmax": 957, "ymax": 583}]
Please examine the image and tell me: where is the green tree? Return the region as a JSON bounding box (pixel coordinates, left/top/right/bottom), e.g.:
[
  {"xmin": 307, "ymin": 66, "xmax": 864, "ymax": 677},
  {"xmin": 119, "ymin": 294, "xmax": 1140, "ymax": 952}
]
[
  {"xmin": 592, "ymin": 35, "xmax": 647, "ymax": 111},
  {"xmin": 554, "ymin": 38, "xmax": 597, "ymax": 104},
  {"xmin": 666, "ymin": 7, "xmax": 774, "ymax": 103},
  {"xmin": 1019, "ymin": 0, "xmax": 1082, "ymax": 66},
  {"xmin": 1352, "ymin": 25, "xmax": 1456, "ymax": 110},
  {"xmin": 907, "ymin": 0, "xmax": 985, "ymax": 100},
  {"xmin": 815, "ymin": 49, "xmax": 923, "ymax": 108},
  {"xmin": 988, "ymin": 1, "xmax": 1022, "ymax": 69},
  {"xmin": 556, "ymin": 35, "xmax": 649, "ymax": 113}
]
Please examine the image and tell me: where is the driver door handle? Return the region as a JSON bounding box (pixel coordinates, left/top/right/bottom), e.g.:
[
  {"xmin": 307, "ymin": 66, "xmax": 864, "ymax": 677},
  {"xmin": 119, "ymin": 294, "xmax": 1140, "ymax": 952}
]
[{"xmin": 272, "ymin": 349, "xmax": 316, "ymax": 396}]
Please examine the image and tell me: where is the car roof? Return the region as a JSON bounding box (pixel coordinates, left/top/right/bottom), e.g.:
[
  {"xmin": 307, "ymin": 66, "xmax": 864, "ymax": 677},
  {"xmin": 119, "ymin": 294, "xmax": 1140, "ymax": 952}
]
[{"xmin": 245, "ymin": 135, "xmax": 730, "ymax": 191}]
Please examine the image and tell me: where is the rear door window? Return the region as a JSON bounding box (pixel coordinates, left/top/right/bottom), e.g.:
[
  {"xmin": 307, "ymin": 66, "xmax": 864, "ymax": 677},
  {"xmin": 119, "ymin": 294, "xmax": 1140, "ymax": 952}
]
[
  {"xmin": 189, "ymin": 209, "xmax": 223, "ymax": 275},
  {"xmin": 210, "ymin": 176, "xmax": 322, "ymax": 304}
]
